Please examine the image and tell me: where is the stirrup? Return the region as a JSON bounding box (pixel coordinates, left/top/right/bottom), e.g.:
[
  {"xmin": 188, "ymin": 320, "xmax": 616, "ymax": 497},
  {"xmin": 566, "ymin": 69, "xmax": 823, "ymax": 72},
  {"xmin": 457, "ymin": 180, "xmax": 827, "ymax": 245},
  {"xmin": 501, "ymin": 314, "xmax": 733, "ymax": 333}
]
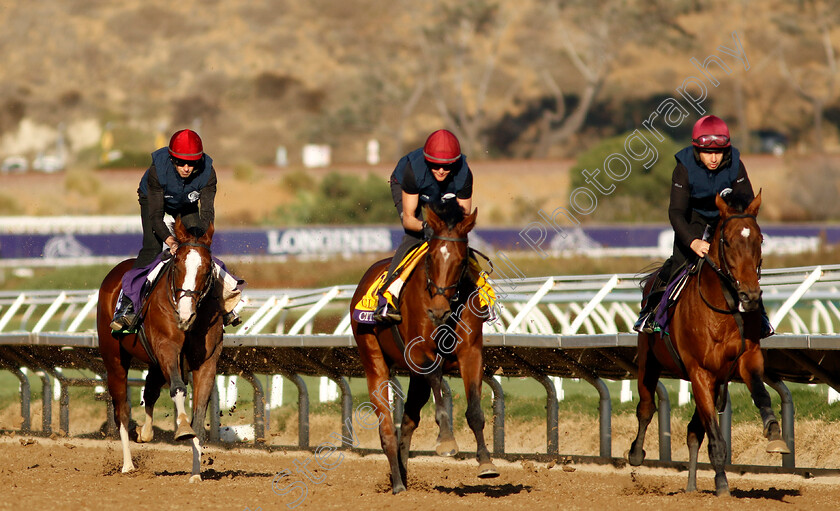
[
  {"xmin": 110, "ymin": 300, "xmax": 136, "ymax": 332},
  {"xmin": 373, "ymin": 303, "xmax": 401, "ymax": 324},
  {"xmin": 223, "ymin": 310, "xmax": 242, "ymax": 327},
  {"xmin": 633, "ymin": 311, "xmax": 656, "ymax": 334}
]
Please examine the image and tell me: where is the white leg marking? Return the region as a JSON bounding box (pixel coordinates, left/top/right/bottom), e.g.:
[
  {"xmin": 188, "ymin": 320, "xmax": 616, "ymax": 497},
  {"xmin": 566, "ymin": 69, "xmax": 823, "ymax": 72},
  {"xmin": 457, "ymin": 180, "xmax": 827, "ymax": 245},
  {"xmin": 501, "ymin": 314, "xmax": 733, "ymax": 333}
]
[
  {"xmin": 119, "ymin": 423, "xmax": 135, "ymax": 473},
  {"xmin": 189, "ymin": 436, "xmax": 202, "ymax": 483},
  {"xmin": 173, "ymin": 389, "xmax": 188, "ymax": 418}
]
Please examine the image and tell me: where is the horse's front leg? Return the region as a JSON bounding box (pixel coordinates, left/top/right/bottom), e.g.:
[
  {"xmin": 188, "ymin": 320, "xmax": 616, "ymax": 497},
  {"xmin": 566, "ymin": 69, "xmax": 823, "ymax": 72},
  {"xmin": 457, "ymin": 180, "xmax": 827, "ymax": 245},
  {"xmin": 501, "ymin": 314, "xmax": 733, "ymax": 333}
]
[
  {"xmin": 356, "ymin": 333, "xmax": 405, "ymax": 494},
  {"xmin": 185, "ymin": 346, "xmax": 222, "ymax": 483},
  {"xmin": 456, "ymin": 342, "xmax": 498, "ymax": 478},
  {"xmin": 739, "ymin": 349, "xmax": 790, "ymax": 454},
  {"xmin": 686, "ymin": 407, "xmax": 705, "ymax": 492},
  {"xmin": 628, "ymin": 333, "xmax": 661, "ymax": 466},
  {"xmin": 398, "ymin": 375, "xmax": 431, "ymax": 488},
  {"xmin": 690, "ymin": 373, "xmax": 729, "ymax": 497},
  {"xmin": 425, "ymin": 367, "xmax": 458, "ymax": 457},
  {"xmin": 136, "ymin": 366, "xmax": 165, "ymax": 443}
]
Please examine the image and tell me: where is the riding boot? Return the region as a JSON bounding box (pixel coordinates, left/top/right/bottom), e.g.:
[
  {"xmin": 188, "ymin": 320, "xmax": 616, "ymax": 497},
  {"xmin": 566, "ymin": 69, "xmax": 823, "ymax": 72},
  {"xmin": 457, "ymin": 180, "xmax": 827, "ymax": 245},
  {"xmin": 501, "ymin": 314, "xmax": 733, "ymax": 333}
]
[
  {"xmin": 373, "ymin": 292, "xmax": 401, "ymax": 324},
  {"xmin": 223, "ymin": 310, "xmax": 242, "ymax": 327},
  {"xmin": 110, "ymin": 290, "xmax": 137, "ymax": 331},
  {"xmin": 633, "ymin": 274, "xmax": 669, "ymax": 334},
  {"xmin": 760, "ymin": 300, "xmax": 775, "ymax": 338}
]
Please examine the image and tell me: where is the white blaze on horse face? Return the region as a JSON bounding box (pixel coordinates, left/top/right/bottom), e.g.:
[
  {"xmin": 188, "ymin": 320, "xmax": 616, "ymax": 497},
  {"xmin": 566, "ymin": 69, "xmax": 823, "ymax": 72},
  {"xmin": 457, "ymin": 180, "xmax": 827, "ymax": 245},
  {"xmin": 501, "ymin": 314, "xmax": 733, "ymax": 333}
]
[
  {"xmin": 179, "ymin": 250, "xmax": 203, "ymax": 320},
  {"xmin": 440, "ymin": 245, "xmax": 451, "ymax": 262},
  {"xmin": 741, "ymin": 227, "xmax": 751, "ymax": 238}
]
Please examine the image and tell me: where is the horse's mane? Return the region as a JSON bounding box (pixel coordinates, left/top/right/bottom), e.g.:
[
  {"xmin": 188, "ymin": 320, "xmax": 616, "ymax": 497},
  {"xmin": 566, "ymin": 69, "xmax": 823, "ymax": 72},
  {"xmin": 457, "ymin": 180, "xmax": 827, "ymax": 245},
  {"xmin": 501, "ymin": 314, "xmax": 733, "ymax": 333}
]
[
  {"xmin": 185, "ymin": 226, "xmax": 205, "ymax": 240},
  {"xmin": 426, "ymin": 200, "xmax": 466, "ymax": 230}
]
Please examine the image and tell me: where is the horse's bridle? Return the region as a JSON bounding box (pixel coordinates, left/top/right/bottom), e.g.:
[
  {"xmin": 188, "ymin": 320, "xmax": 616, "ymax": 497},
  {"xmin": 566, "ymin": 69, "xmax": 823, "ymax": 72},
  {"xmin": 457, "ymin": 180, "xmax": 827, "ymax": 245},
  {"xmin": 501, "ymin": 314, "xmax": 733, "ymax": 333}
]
[
  {"xmin": 699, "ymin": 213, "xmax": 761, "ymax": 315},
  {"xmin": 168, "ymin": 241, "xmax": 216, "ymax": 312},
  {"xmin": 424, "ymin": 234, "xmax": 469, "ymax": 303}
]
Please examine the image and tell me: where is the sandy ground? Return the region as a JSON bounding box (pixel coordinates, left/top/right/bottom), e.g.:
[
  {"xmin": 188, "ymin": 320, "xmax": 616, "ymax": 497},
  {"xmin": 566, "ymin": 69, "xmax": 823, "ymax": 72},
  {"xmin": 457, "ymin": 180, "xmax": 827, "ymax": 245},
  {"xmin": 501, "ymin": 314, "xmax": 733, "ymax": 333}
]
[
  {"xmin": 1, "ymin": 434, "xmax": 840, "ymax": 511},
  {"xmin": 3, "ymin": 396, "xmax": 840, "ymax": 510}
]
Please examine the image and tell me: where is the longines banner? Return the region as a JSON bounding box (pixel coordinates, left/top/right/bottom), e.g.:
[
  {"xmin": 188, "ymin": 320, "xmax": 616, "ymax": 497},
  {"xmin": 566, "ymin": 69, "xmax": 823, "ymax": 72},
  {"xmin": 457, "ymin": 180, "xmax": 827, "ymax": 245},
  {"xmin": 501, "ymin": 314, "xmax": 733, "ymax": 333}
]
[{"xmin": 0, "ymin": 225, "xmax": 836, "ymax": 260}]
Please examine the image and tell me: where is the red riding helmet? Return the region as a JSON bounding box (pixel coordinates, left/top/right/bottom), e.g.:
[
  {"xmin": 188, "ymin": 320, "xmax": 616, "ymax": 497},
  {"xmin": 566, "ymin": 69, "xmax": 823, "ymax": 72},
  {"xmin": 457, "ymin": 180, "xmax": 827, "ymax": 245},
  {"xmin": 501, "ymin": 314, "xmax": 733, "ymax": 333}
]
[
  {"xmin": 423, "ymin": 129, "xmax": 461, "ymax": 165},
  {"xmin": 691, "ymin": 115, "xmax": 731, "ymax": 149},
  {"xmin": 168, "ymin": 129, "xmax": 204, "ymax": 160}
]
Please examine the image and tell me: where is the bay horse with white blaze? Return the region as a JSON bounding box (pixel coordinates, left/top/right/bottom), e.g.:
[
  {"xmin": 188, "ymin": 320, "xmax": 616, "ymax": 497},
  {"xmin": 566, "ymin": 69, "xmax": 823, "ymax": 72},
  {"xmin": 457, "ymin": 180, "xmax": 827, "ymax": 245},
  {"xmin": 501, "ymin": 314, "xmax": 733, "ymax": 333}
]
[
  {"xmin": 628, "ymin": 191, "xmax": 789, "ymax": 496},
  {"xmin": 351, "ymin": 202, "xmax": 498, "ymax": 494},
  {"xmin": 97, "ymin": 218, "xmax": 224, "ymax": 483}
]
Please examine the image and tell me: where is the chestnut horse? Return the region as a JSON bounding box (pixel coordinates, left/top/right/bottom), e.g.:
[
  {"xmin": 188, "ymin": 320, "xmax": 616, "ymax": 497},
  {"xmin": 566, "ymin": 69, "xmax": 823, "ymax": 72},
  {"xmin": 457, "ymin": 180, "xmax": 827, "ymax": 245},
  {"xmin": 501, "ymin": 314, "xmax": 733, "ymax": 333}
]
[
  {"xmin": 628, "ymin": 192, "xmax": 789, "ymax": 496},
  {"xmin": 97, "ymin": 218, "xmax": 224, "ymax": 483},
  {"xmin": 351, "ymin": 202, "xmax": 498, "ymax": 494}
]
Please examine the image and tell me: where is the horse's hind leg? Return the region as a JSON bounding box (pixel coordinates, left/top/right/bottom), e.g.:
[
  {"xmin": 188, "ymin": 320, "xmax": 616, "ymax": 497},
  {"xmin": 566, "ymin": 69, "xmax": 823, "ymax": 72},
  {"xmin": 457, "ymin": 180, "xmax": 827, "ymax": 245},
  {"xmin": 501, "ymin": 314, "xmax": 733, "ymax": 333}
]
[
  {"xmin": 739, "ymin": 351, "xmax": 790, "ymax": 454},
  {"xmin": 686, "ymin": 407, "xmax": 705, "ymax": 492},
  {"xmin": 136, "ymin": 366, "xmax": 165, "ymax": 443},
  {"xmin": 103, "ymin": 350, "xmax": 134, "ymax": 473},
  {"xmin": 628, "ymin": 334, "xmax": 661, "ymax": 466},
  {"xmin": 426, "ymin": 368, "xmax": 458, "ymax": 457},
  {"xmin": 457, "ymin": 343, "xmax": 498, "ymax": 478}
]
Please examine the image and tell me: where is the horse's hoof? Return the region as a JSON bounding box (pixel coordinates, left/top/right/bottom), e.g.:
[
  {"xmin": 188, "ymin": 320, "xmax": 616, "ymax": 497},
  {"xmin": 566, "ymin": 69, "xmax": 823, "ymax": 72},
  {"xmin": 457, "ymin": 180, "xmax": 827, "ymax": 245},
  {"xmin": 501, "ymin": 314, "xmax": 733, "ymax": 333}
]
[
  {"xmin": 766, "ymin": 439, "xmax": 791, "ymax": 454},
  {"xmin": 189, "ymin": 475, "xmax": 202, "ymax": 484},
  {"xmin": 477, "ymin": 462, "xmax": 500, "ymax": 479},
  {"xmin": 392, "ymin": 483, "xmax": 406, "ymax": 494},
  {"xmin": 174, "ymin": 414, "xmax": 196, "ymax": 441},
  {"xmin": 716, "ymin": 488, "xmax": 731, "ymax": 497},
  {"xmin": 627, "ymin": 449, "xmax": 645, "ymax": 466},
  {"xmin": 135, "ymin": 426, "xmax": 153, "ymax": 443},
  {"xmin": 435, "ymin": 439, "xmax": 459, "ymax": 457},
  {"xmin": 121, "ymin": 463, "xmax": 135, "ymax": 474}
]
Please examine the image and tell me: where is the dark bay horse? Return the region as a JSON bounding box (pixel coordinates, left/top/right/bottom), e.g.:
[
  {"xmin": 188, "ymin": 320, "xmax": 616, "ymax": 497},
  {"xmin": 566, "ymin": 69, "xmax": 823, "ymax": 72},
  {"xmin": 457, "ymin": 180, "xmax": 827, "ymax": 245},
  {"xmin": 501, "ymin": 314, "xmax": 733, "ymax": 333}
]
[
  {"xmin": 628, "ymin": 191, "xmax": 789, "ymax": 496},
  {"xmin": 97, "ymin": 218, "xmax": 224, "ymax": 483},
  {"xmin": 351, "ymin": 202, "xmax": 498, "ymax": 494}
]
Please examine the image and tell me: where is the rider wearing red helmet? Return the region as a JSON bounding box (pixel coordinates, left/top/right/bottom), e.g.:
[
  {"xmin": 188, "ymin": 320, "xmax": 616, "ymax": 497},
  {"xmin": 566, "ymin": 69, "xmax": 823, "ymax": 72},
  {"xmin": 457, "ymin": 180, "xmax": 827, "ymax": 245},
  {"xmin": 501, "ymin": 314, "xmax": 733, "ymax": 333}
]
[
  {"xmin": 111, "ymin": 129, "xmax": 241, "ymax": 330},
  {"xmin": 373, "ymin": 129, "xmax": 474, "ymax": 322},
  {"xmin": 634, "ymin": 115, "xmax": 771, "ymax": 336}
]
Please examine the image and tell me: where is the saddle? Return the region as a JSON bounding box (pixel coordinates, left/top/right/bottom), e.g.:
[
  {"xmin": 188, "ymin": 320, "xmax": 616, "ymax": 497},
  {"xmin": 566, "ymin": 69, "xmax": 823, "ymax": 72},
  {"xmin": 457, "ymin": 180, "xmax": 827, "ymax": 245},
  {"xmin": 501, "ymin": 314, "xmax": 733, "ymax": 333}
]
[{"xmin": 352, "ymin": 243, "xmax": 497, "ymax": 324}]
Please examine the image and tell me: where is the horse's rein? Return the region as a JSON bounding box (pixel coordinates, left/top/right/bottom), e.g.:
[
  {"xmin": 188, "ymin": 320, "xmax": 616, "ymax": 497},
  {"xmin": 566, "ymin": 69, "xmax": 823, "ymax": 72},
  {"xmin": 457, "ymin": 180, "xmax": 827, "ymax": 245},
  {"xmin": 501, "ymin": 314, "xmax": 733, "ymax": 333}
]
[
  {"xmin": 167, "ymin": 242, "xmax": 215, "ymax": 311},
  {"xmin": 424, "ymin": 234, "xmax": 469, "ymax": 301}
]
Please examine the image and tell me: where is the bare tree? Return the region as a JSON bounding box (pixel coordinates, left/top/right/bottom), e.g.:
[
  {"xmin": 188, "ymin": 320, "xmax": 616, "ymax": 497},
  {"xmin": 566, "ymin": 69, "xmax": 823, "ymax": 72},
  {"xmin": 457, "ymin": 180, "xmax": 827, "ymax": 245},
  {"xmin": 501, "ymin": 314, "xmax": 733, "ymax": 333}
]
[
  {"xmin": 522, "ymin": 0, "xmax": 693, "ymax": 158},
  {"xmin": 776, "ymin": 0, "xmax": 840, "ymax": 153}
]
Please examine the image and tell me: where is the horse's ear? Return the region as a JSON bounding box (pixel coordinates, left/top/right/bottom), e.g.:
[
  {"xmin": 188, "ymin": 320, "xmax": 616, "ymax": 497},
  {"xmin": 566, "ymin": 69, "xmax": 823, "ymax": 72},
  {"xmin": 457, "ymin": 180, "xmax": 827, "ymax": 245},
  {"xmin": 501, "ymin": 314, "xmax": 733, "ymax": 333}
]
[
  {"xmin": 715, "ymin": 193, "xmax": 731, "ymax": 218},
  {"xmin": 174, "ymin": 216, "xmax": 188, "ymax": 241},
  {"xmin": 425, "ymin": 206, "xmax": 445, "ymax": 233},
  {"xmin": 458, "ymin": 207, "xmax": 477, "ymax": 235},
  {"xmin": 746, "ymin": 189, "xmax": 762, "ymax": 217},
  {"xmin": 199, "ymin": 222, "xmax": 214, "ymax": 245}
]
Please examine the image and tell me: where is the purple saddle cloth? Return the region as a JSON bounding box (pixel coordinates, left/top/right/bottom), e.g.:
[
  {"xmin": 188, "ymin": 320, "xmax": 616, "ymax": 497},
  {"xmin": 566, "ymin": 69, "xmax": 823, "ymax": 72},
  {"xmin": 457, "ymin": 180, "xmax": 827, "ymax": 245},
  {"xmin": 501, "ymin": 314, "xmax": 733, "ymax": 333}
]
[
  {"xmin": 653, "ymin": 266, "xmax": 690, "ymax": 336},
  {"xmin": 120, "ymin": 253, "xmax": 234, "ymax": 309}
]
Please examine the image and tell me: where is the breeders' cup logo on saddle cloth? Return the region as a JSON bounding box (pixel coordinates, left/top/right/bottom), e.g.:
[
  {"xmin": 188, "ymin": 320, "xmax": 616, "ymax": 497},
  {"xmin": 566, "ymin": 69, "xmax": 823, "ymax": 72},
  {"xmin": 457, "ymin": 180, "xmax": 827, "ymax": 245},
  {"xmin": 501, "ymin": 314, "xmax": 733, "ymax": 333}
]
[
  {"xmin": 188, "ymin": 191, "xmax": 200, "ymax": 202},
  {"xmin": 43, "ymin": 234, "xmax": 93, "ymax": 258}
]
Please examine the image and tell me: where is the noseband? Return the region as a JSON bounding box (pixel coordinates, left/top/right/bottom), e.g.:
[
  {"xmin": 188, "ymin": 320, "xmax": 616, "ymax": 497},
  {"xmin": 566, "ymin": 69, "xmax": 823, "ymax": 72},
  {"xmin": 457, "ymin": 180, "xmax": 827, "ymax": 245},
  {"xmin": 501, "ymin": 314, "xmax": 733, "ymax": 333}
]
[
  {"xmin": 424, "ymin": 235, "xmax": 469, "ymax": 303},
  {"xmin": 168, "ymin": 241, "xmax": 215, "ymax": 312}
]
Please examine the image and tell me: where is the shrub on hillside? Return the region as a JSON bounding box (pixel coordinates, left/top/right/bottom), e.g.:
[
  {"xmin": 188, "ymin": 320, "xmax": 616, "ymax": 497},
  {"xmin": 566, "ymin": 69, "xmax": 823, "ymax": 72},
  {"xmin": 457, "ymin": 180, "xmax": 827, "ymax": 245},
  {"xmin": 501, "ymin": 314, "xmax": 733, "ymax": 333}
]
[
  {"xmin": 273, "ymin": 172, "xmax": 394, "ymax": 225},
  {"xmin": 569, "ymin": 132, "xmax": 681, "ymax": 223}
]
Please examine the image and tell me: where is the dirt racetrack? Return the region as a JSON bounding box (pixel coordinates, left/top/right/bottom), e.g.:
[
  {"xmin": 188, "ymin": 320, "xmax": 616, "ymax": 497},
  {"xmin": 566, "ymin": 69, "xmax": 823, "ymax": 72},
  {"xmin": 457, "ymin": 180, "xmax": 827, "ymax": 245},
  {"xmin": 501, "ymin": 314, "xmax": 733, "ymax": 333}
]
[{"xmin": 2, "ymin": 434, "xmax": 840, "ymax": 511}]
